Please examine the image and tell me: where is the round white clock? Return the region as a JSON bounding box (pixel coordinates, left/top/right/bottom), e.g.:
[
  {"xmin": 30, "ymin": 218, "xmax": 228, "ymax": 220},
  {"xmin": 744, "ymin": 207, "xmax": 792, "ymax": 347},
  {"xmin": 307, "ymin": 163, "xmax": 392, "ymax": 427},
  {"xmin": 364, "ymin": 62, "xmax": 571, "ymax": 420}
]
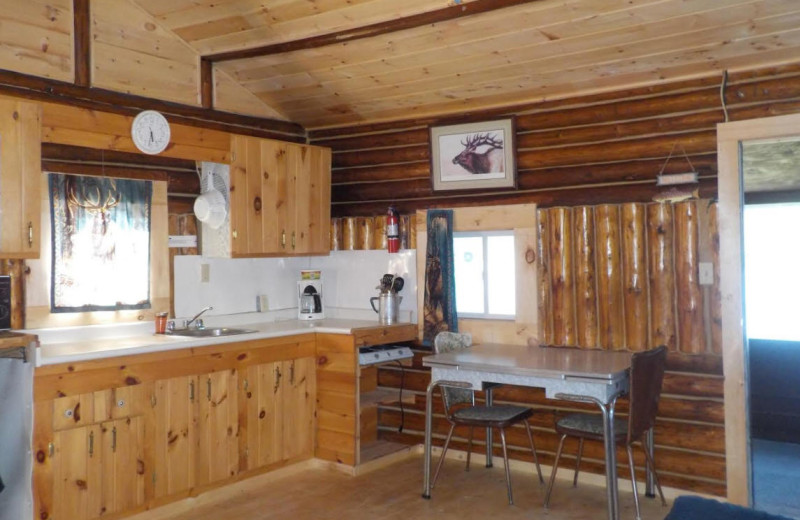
[{"xmin": 131, "ymin": 110, "xmax": 171, "ymax": 155}]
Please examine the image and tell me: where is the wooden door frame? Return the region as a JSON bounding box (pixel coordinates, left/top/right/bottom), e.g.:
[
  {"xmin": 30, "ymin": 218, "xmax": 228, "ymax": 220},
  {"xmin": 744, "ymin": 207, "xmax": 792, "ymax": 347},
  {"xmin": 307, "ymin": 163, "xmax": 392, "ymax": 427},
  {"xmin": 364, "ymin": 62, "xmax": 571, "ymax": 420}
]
[{"xmin": 717, "ymin": 112, "xmax": 800, "ymax": 505}]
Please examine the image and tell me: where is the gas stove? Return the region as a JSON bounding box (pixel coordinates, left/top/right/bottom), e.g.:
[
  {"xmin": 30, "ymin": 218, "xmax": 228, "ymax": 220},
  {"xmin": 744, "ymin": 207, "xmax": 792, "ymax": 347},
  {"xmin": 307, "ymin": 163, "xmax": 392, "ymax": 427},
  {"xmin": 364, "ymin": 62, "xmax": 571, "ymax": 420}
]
[{"xmin": 358, "ymin": 344, "xmax": 413, "ymax": 366}]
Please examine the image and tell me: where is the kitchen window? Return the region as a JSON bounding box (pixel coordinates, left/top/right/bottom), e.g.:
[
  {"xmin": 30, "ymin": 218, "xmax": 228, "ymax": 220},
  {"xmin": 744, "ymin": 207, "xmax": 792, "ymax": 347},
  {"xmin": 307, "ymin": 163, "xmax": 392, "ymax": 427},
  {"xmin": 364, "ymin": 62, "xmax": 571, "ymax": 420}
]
[
  {"xmin": 453, "ymin": 231, "xmax": 515, "ymax": 319},
  {"xmin": 48, "ymin": 173, "xmax": 152, "ymax": 312}
]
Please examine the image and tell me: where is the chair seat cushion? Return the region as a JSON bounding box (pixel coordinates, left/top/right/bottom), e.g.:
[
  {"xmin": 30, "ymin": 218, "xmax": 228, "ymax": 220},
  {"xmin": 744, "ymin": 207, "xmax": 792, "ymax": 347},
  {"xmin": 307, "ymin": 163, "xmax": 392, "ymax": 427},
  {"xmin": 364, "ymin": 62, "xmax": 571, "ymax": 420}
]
[
  {"xmin": 452, "ymin": 404, "xmax": 533, "ymax": 427},
  {"xmin": 555, "ymin": 412, "xmax": 627, "ymax": 441}
]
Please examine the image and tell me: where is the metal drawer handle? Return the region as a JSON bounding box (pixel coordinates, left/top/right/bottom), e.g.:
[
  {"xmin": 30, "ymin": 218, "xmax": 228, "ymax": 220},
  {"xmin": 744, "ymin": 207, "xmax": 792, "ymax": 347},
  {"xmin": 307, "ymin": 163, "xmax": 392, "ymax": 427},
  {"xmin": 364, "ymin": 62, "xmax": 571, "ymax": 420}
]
[{"xmin": 27, "ymin": 222, "xmax": 33, "ymax": 247}]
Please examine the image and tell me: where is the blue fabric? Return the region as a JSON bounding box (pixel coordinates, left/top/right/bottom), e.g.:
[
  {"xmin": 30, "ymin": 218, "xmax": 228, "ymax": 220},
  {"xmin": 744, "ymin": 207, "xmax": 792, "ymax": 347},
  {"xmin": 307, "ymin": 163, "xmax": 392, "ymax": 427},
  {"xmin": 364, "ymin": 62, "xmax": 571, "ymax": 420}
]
[
  {"xmin": 422, "ymin": 209, "xmax": 457, "ymax": 346},
  {"xmin": 665, "ymin": 496, "xmax": 795, "ymax": 520}
]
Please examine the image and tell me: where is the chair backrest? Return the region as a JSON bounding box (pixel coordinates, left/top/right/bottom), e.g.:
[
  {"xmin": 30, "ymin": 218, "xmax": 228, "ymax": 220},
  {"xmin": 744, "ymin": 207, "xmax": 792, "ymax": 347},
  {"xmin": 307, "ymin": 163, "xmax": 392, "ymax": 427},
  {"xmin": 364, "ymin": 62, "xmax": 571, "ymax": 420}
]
[
  {"xmin": 434, "ymin": 332, "xmax": 474, "ymax": 414},
  {"xmin": 627, "ymin": 345, "xmax": 667, "ymax": 442}
]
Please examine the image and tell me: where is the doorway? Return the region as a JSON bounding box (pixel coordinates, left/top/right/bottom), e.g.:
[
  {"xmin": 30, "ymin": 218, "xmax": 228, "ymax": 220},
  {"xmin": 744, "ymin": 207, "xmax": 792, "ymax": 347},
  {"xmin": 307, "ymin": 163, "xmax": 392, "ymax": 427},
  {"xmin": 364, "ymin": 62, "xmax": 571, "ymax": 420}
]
[
  {"xmin": 718, "ymin": 113, "xmax": 800, "ymax": 509},
  {"xmin": 741, "ymin": 139, "xmax": 800, "ymax": 518}
]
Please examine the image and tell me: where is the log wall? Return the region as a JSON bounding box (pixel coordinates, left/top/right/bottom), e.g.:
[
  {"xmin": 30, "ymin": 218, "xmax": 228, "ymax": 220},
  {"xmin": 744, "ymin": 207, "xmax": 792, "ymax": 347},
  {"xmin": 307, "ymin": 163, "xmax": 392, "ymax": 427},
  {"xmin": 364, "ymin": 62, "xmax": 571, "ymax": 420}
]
[
  {"xmin": 310, "ymin": 64, "xmax": 800, "ymax": 216},
  {"xmin": 310, "ymin": 64, "xmax": 800, "ymax": 498}
]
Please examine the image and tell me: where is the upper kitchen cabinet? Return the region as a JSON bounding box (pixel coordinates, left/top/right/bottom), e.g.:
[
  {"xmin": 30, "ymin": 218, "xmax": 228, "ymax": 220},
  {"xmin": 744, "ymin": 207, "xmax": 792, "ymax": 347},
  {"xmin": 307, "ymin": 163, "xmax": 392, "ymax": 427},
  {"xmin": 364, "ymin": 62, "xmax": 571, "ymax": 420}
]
[
  {"xmin": 229, "ymin": 135, "xmax": 331, "ymax": 257},
  {"xmin": 0, "ymin": 98, "xmax": 41, "ymax": 259}
]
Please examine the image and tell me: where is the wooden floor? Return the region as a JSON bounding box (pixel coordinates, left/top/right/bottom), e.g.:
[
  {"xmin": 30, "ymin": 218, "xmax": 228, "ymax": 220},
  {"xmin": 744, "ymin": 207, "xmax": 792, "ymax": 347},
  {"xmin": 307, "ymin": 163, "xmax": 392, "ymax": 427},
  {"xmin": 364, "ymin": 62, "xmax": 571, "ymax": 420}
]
[{"xmin": 137, "ymin": 452, "xmax": 674, "ymax": 520}]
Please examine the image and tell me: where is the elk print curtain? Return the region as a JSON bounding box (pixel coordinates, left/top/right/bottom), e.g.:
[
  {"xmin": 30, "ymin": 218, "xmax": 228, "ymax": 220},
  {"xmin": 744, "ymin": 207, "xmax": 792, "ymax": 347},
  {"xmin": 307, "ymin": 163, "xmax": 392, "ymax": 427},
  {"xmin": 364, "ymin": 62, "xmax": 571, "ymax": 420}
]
[
  {"xmin": 422, "ymin": 209, "xmax": 458, "ymax": 346},
  {"xmin": 49, "ymin": 173, "xmax": 152, "ymax": 311}
]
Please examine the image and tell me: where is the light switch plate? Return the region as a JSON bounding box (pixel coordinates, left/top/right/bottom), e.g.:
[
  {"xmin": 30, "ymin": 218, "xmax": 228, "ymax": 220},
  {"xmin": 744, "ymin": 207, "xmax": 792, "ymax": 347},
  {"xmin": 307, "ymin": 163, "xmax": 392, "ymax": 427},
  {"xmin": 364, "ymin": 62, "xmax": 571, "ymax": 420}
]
[
  {"xmin": 200, "ymin": 263, "xmax": 210, "ymax": 283},
  {"xmin": 699, "ymin": 262, "xmax": 713, "ymax": 285}
]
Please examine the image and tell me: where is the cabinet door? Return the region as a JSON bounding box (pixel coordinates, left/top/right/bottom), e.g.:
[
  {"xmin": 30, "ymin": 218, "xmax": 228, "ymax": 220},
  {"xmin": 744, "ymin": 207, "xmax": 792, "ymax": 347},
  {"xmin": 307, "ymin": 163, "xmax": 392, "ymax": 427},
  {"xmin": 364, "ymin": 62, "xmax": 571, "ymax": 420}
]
[
  {"xmin": 52, "ymin": 424, "xmax": 102, "ymax": 520},
  {"xmin": 0, "ymin": 98, "xmax": 41, "ymax": 258},
  {"xmin": 153, "ymin": 375, "xmax": 197, "ymax": 498},
  {"xmin": 230, "ymin": 135, "xmax": 246, "ymax": 255},
  {"xmin": 51, "ymin": 417, "xmax": 144, "ymax": 520},
  {"xmin": 99, "ymin": 417, "xmax": 145, "ymax": 515},
  {"xmin": 293, "ymin": 145, "xmax": 331, "ymax": 255},
  {"xmin": 196, "ymin": 369, "xmax": 239, "ymax": 486},
  {"xmin": 281, "ymin": 357, "xmax": 316, "ymax": 460},
  {"xmin": 276, "ymin": 141, "xmax": 295, "ymax": 254},
  {"xmin": 242, "ymin": 362, "xmax": 283, "ymax": 470}
]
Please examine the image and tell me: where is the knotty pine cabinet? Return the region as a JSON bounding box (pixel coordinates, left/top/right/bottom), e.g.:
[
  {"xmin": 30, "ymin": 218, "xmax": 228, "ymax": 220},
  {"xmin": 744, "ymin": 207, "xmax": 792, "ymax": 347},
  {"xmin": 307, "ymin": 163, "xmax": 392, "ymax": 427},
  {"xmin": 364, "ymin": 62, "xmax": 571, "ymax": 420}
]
[
  {"xmin": 242, "ymin": 358, "xmax": 316, "ymax": 470},
  {"xmin": 0, "ymin": 97, "xmax": 41, "ymax": 258},
  {"xmin": 34, "ymin": 336, "xmax": 317, "ymax": 520},
  {"xmin": 229, "ymin": 135, "xmax": 331, "ymax": 257},
  {"xmin": 315, "ymin": 324, "xmax": 417, "ymax": 467},
  {"xmin": 47, "ymin": 386, "xmax": 146, "ymax": 520}
]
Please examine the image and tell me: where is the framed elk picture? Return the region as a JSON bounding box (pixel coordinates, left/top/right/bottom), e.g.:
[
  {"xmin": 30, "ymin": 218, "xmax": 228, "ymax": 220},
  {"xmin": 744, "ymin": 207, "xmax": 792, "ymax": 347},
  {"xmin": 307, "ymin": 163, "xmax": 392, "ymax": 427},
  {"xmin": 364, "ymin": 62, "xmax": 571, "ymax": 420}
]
[{"xmin": 429, "ymin": 117, "xmax": 517, "ymax": 192}]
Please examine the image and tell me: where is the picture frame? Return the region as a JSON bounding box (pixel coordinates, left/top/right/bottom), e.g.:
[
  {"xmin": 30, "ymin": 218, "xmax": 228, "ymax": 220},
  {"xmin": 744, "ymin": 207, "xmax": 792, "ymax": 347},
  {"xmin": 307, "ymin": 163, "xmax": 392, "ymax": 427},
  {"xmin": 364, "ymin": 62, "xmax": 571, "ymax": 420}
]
[{"xmin": 429, "ymin": 117, "xmax": 517, "ymax": 192}]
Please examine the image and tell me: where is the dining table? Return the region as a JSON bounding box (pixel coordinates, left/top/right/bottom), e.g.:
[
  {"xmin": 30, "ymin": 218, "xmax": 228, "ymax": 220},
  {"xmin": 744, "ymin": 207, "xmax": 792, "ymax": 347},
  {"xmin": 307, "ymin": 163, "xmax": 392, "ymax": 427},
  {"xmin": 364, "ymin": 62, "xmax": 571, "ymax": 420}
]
[{"xmin": 422, "ymin": 343, "xmax": 634, "ymax": 520}]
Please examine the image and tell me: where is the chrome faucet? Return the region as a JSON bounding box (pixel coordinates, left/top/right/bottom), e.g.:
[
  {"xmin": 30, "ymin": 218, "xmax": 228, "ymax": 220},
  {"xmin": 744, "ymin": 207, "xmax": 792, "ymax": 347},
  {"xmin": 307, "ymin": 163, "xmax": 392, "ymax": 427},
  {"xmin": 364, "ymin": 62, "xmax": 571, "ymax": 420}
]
[{"xmin": 186, "ymin": 306, "xmax": 213, "ymax": 329}]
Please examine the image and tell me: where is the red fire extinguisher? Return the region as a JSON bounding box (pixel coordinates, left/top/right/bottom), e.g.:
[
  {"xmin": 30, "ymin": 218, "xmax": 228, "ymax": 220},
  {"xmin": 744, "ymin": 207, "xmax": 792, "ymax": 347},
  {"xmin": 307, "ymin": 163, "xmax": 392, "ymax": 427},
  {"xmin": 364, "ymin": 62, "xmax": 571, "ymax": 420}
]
[{"xmin": 387, "ymin": 206, "xmax": 400, "ymax": 253}]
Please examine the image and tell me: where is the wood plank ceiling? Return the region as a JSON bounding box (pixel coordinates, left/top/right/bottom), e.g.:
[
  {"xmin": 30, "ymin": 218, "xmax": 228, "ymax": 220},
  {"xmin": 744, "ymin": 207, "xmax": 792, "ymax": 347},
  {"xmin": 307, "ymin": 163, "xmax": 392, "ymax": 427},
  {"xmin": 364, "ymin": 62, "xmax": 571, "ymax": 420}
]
[{"xmin": 129, "ymin": 0, "xmax": 800, "ymax": 130}]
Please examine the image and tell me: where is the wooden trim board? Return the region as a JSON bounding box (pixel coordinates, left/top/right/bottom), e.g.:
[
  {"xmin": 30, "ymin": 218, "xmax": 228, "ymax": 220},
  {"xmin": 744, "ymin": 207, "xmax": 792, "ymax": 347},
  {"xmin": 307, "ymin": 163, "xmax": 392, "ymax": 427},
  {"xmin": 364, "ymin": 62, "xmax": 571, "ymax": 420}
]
[{"xmin": 716, "ymin": 111, "xmax": 800, "ymax": 505}]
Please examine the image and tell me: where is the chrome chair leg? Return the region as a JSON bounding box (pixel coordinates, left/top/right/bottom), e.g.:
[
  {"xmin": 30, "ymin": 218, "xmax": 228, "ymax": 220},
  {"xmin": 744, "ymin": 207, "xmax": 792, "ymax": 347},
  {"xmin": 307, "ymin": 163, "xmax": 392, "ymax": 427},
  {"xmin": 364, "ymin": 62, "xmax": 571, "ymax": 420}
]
[
  {"xmin": 573, "ymin": 437, "xmax": 584, "ymax": 486},
  {"xmin": 523, "ymin": 420, "xmax": 544, "ymax": 484},
  {"xmin": 543, "ymin": 433, "xmax": 567, "ymax": 509},
  {"xmin": 432, "ymin": 423, "xmax": 456, "ymax": 488},
  {"xmin": 627, "ymin": 445, "xmax": 642, "ymax": 520},
  {"xmin": 499, "ymin": 428, "xmax": 514, "ymax": 505},
  {"xmin": 466, "ymin": 426, "xmax": 474, "ymax": 471},
  {"xmin": 641, "ymin": 440, "xmax": 667, "ymax": 506}
]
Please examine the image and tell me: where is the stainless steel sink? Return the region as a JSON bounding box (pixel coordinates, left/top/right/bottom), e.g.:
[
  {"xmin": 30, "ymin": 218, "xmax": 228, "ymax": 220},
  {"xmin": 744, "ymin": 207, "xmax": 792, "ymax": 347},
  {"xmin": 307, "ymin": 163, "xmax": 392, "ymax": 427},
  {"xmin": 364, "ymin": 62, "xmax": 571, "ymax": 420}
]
[{"xmin": 166, "ymin": 327, "xmax": 257, "ymax": 338}]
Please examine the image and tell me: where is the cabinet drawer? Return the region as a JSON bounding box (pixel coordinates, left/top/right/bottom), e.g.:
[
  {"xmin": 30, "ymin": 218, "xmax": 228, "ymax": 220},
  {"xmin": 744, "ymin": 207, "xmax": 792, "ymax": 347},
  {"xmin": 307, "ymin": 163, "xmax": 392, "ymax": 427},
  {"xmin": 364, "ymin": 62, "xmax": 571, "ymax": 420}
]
[{"xmin": 53, "ymin": 386, "xmax": 144, "ymax": 431}]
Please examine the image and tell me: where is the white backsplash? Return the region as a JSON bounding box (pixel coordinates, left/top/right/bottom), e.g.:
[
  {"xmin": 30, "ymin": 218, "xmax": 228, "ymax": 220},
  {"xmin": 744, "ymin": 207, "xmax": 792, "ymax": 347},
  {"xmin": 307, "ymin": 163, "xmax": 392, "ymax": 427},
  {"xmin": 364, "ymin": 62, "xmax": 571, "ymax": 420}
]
[{"xmin": 174, "ymin": 250, "xmax": 417, "ymax": 322}]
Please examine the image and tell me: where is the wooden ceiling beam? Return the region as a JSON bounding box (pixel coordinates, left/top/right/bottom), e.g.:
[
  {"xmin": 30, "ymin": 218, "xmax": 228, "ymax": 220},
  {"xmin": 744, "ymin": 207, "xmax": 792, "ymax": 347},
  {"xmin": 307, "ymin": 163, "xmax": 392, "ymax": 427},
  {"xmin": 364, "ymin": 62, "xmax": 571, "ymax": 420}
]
[
  {"xmin": 73, "ymin": 0, "xmax": 91, "ymax": 87},
  {"xmin": 0, "ymin": 69, "xmax": 306, "ymax": 140},
  {"xmin": 200, "ymin": 58, "xmax": 213, "ymax": 109},
  {"xmin": 204, "ymin": 0, "xmax": 544, "ymax": 62}
]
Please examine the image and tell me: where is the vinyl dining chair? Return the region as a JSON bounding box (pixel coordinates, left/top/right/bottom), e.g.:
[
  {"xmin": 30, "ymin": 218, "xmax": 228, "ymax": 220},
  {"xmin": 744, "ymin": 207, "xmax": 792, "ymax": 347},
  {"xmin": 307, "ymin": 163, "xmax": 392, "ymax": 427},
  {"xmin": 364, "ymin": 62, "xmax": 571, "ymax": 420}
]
[
  {"xmin": 543, "ymin": 345, "xmax": 668, "ymax": 520},
  {"xmin": 431, "ymin": 331, "xmax": 544, "ymax": 505}
]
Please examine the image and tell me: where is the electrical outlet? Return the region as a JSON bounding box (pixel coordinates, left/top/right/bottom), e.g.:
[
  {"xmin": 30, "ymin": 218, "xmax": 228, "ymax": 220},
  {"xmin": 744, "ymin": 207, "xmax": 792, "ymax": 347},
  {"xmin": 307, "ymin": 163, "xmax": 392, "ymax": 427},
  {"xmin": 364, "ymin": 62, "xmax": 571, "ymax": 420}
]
[
  {"xmin": 200, "ymin": 263, "xmax": 210, "ymax": 283},
  {"xmin": 699, "ymin": 262, "xmax": 713, "ymax": 285},
  {"xmin": 257, "ymin": 295, "xmax": 269, "ymax": 312}
]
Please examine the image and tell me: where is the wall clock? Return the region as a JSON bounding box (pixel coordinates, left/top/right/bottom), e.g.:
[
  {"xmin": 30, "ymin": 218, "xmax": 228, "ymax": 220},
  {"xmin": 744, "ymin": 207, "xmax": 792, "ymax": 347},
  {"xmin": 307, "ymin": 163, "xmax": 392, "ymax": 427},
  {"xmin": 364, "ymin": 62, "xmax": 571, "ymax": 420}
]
[{"xmin": 131, "ymin": 110, "xmax": 171, "ymax": 155}]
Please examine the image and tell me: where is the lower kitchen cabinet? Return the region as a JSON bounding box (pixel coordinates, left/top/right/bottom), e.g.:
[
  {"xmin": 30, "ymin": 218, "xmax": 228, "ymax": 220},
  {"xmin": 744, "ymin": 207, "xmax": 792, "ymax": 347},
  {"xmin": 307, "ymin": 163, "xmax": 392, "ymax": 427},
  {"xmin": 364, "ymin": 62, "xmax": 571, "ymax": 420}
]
[
  {"xmin": 153, "ymin": 375, "xmax": 197, "ymax": 498},
  {"xmin": 34, "ymin": 335, "xmax": 318, "ymax": 520},
  {"xmin": 33, "ymin": 328, "xmax": 412, "ymax": 520},
  {"xmin": 196, "ymin": 369, "xmax": 239, "ymax": 486},
  {"xmin": 51, "ymin": 416, "xmax": 145, "ymax": 520},
  {"xmin": 241, "ymin": 357, "xmax": 316, "ymax": 471}
]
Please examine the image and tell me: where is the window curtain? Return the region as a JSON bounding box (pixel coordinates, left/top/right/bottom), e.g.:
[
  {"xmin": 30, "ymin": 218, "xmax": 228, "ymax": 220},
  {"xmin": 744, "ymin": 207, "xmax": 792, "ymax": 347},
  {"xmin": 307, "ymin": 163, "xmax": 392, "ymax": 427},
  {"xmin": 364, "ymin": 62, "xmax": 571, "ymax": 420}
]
[
  {"xmin": 49, "ymin": 173, "xmax": 152, "ymax": 312},
  {"xmin": 422, "ymin": 209, "xmax": 458, "ymax": 346}
]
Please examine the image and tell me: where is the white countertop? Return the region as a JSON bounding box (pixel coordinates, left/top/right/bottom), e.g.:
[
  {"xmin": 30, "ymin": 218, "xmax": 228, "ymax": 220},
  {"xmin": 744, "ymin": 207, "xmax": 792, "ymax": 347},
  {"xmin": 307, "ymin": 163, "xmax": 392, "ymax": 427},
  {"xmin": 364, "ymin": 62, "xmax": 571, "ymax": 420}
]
[{"xmin": 28, "ymin": 311, "xmax": 413, "ymax": 367}]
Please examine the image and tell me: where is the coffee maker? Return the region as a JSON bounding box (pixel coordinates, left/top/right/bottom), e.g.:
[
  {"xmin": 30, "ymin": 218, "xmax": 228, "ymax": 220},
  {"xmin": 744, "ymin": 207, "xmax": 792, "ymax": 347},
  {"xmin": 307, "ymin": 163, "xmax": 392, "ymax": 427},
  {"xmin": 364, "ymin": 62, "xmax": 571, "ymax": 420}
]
[{"xmin": 297, "ymin": 270, "xmax": 324, "ymax": 320}]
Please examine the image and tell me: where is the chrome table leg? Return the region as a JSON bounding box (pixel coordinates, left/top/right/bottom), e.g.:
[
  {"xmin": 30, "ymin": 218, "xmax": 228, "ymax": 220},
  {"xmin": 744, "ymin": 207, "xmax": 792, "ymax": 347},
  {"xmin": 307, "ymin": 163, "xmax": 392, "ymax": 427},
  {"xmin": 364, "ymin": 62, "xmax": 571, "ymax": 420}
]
[
  {"xmin": 423, "ymin": 380, "xmax": 436, "ymax": 499},
  {"xmin": 485, "ymin": 386, "xmax": 494, "ymax": 467},
  {"xmin": 601, "ymin": 397, "xmax": 620, "ymax": 520}
]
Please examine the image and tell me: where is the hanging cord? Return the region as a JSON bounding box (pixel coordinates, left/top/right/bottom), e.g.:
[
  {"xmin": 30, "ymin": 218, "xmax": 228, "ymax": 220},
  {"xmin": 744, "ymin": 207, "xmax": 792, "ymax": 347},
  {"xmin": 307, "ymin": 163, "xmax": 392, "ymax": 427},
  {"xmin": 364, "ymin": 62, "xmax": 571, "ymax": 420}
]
[
  {"xmin": 394, "ymin": 359, "xmax": 406, "ymax": 433},
  {"xmin": 720, "ymin": 69, "xmax": 730, "ymax": 122}
]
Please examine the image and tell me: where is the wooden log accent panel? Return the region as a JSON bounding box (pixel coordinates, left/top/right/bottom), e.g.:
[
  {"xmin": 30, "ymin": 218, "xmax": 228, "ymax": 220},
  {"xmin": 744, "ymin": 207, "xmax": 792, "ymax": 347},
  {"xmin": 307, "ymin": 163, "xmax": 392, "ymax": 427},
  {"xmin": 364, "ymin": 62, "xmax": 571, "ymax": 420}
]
[
  {"xmin": 329, "ymin": 214, "xmax": 417, "ymax": 252},
  {"xmin": 376, "ymin": 347, "xmax": 726, "ymax": 496},
  {"xmin": 537, "ymin": 200, "xmax": 720, "ymax": 355},
  {"xmin": 311, "ymin": 64, "xmax": 800, "ymax": 217}
]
